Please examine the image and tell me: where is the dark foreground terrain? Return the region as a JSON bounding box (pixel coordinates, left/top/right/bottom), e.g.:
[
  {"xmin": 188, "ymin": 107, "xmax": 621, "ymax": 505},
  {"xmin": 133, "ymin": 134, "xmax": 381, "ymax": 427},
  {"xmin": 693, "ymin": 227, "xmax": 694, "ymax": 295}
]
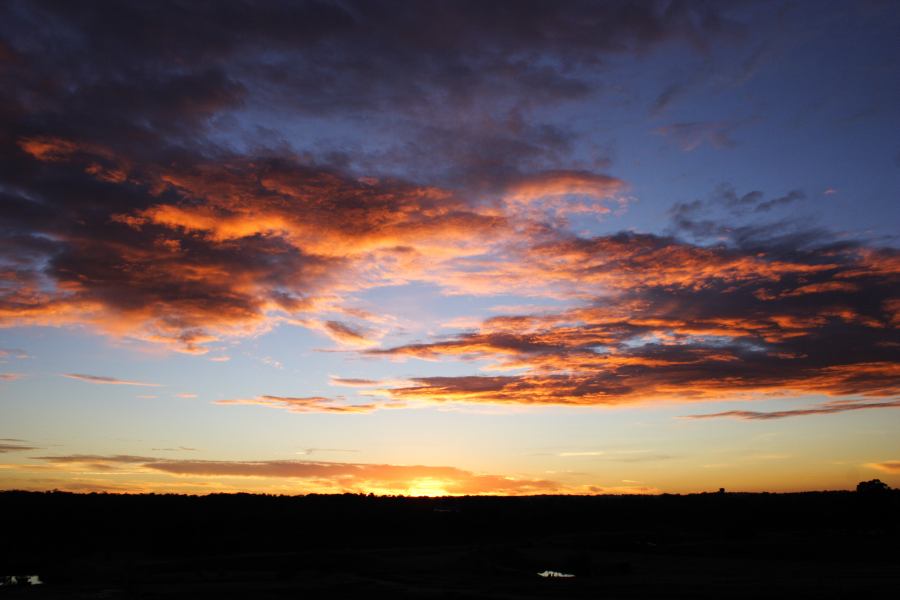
[{"xmin": 2, "ymin": 488, "xmax": 899, "ymax": 599}]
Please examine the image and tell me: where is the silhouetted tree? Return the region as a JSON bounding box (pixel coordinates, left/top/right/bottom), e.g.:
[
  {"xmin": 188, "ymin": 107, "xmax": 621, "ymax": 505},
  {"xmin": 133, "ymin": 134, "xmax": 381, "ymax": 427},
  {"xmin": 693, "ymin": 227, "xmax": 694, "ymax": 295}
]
[{"xmin": 856, "ymin": 479, "xmax": 890, "ymax": 494}]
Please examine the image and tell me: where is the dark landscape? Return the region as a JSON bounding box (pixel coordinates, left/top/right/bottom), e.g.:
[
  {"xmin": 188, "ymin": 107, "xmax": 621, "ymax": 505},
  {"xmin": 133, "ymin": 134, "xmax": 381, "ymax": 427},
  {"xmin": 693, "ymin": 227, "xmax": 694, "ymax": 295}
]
[{"xmin": 3, "ymin": 484, "xmax": 898, "ymax": 599}]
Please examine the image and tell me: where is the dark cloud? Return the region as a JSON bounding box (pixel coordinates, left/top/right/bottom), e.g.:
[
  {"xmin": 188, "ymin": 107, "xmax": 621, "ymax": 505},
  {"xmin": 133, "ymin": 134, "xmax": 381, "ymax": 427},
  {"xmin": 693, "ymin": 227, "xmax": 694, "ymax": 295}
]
[
  {"xmin": 709, "ymin": 185, "xmax": 805, "ymax": 215},
  {"xmin": 754, "ymin": 190, "xmax": 805, "ymax": 213},
  {"xmin": 670, "ymin": 184, "xmax": 809, "ymax": 240},
  {"xmin": 0, "ymin": 0, "xmax": 739, "ymax": 177}
]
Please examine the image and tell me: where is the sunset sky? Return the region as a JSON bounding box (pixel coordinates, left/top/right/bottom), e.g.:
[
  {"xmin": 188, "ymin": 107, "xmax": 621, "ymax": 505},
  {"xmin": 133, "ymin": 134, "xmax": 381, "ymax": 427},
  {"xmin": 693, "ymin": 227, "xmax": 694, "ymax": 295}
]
[{"xmin": 1, "ymin": 0, "xmax": 898, "ymax": 496}]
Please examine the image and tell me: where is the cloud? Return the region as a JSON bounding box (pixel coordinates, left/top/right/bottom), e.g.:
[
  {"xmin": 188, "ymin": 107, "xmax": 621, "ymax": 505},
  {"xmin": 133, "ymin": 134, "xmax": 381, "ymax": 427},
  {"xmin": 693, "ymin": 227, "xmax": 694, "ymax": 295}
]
[
  {"xmin": 0, "ymin": 0, "xmax": 744, "ymax": 353},
  {"xmin": 327, "ymin": 376, "xmax": 416, "ymax": 394},
  {"xmin": 322, "ymin": 320, "xmax": 376, "ymax": 347},
  {"xmin": 0, "ymin": 372, "xmax": 23, "ymax": 382},
  {"xmin": 2, "ymin": 147, "xmax": 507, "ymax": 352},
  {"xmin": 655, "ymin": 121, "xmax": 742, "ymax": 151},
  {"xmin": 867, "ymin": 461, "xmax": 900, "ymax": 474},
  {"xmin": 296, "ymin": 448, "xmax": 359, "ymax": 456},
  {"xmin": 0, "ymin": 1, "xmax": 896, "ymax": 421},
  {"xmin": 0, "ymin": 439, "xmax": 39, "ymax": 452},
  {"xmin": 367, "ymin": 225, "xmax": 900, "ymax": 407},
  {"xmin": 670, "ymin": 185, "xmax": 807, "ymax": 240},
  {"xmin": 501, "ymin": 170, "xmax": 626, "ymax": 213},
  {"xmin": 31, "ymin": 454, "xmax": 564, "ymax": 495},
  {"xmin": 31, "ymin": 454, "xmax": 153, "ymax": 472},
  {"xmin": 684, "ymin": 399, "xmax": 900, "ymax": 420},
  {"xmin": 214, "ymin": 395, "xmax": 391, "ymax": 414},
  {"xmin": 754, "ymin": 190, "xmax": 805, "ymax": 213},
  {"xmin": 329, "ymin": 376, "xmax": 384, "ymax": 387},
  {"xmin": 0, "ymin": 348, "xmax": 29, "ymax": 359},
  {"xmin": 651, "ymin": 81, "xmax": 689, "ymax": 115},
  {"xmin": 62, "ymin": 373, "xmax": 161, "ymax": 387}
]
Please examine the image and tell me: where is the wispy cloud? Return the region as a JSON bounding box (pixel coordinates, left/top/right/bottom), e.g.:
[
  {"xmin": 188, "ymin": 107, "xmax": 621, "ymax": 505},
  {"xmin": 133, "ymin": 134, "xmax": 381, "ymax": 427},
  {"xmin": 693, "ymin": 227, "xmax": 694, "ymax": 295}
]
[
  {"xmin": 329, "ymin": 376, "xmax": 383, "ymax": 387},
  {"xmin": 62, "ymin": 373, "xmax": 161, "ymax": 387},
  {"xmin": 558, "ymin": 451, "xmax": 607, "ymax": 457},
  {"xmin": 684, "ymin": 399, "xmax": 900, "ymax": 420},
  {"xmin": 214, "ymin": 395, "xmax": 397, "ymax": 414},
  {"xmin": 321, "ymin": 320, "xmax": 376, "ymax": 347},
  {"xmin": 655, "ymin": 120, "xmax": 743, "ymax": 151},
  {"xmin": 296, "ymin": 448, "xmax": 359, "ymax": 456},
  {"xmin": 866, "ymin": 460, "xmax": 900, "ymax": 474},
  {"xmin": 329, "ymin": 376, "xmax": 413, "ymax": 389},
  {"xmin": 0, "ymin": 439, "xmax": 40, "ymax": 452}
]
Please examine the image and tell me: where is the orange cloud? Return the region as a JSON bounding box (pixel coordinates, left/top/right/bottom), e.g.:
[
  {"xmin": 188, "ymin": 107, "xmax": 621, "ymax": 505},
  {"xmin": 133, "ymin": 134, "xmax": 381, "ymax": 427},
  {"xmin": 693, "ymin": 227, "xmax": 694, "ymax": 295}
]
[
  {"xmin": 366, "ymin": 234, "xmax": 899, "ymax": 408},
  {"xmin": 866, "ymin": 461, "xmax": 900, "ymax": 474},
  {"xmin": 4, "ymin": 133, "xmax": 898, "ymax": 410},
  {"xmin": 502, "ymin": 170, "xmax": 627, "ymax": 219},
  {"xmin": 2, "ymin": 152, "xmax": 519, "ymax": 353},
  {"xmin": 18, "ymin": 136, "xmax": 85, "ymax": 161}
]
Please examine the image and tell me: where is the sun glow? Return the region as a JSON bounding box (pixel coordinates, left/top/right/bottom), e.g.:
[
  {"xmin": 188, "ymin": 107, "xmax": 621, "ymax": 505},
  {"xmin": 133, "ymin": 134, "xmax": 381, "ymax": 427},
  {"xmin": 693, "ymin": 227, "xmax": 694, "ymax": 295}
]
[{"xmin": 406, "ymin": 478, "xmax": 451, "ymax": 497}]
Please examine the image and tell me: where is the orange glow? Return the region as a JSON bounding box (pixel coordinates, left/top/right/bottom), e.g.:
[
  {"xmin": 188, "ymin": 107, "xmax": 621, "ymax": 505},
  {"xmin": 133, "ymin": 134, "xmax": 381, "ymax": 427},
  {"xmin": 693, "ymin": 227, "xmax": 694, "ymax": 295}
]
[{"xmin": 6, "ymin": 455, "xmax": 570, "ymax": 496}]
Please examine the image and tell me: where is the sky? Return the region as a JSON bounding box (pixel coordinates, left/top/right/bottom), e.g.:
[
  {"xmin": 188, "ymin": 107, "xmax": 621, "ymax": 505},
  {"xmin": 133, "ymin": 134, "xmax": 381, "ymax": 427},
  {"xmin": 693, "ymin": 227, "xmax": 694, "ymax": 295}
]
[{"xmin": 1, "ymin": 0, "xmax": 899, "ymax": 496}]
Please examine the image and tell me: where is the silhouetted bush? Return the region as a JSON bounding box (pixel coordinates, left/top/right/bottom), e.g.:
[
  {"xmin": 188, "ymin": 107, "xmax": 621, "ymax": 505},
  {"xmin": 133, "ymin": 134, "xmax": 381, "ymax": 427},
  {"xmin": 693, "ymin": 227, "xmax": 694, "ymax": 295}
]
[{"xmin": 857, "ymin": 479, "xmax": 891, "ymax": 494}]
